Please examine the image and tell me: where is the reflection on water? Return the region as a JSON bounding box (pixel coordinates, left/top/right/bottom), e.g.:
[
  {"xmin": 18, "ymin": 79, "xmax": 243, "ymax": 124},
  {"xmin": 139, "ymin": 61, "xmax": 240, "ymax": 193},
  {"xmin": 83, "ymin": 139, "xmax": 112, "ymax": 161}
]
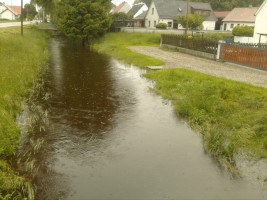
[{"xmin": 35, "ymin": 37, "xmax": 266, "ymax": 200}]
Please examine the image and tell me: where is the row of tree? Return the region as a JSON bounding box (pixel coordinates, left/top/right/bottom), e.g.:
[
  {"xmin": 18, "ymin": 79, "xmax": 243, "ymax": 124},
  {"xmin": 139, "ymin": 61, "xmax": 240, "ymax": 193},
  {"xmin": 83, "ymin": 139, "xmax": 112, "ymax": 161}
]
[{"xmin": 134, "ymin": 0, "xmax": 265, "ymax": 11}]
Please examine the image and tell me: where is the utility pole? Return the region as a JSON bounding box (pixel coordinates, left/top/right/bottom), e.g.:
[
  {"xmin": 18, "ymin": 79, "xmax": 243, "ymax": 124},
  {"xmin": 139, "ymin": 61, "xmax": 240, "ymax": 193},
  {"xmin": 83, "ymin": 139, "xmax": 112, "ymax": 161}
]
[
  {"xmin": 185, "ymin": 0, "xmax": 190, "ymax": 35},
  {"xmin": 21, "ymin": 0, "xmax": 23, "ymax": 36}
]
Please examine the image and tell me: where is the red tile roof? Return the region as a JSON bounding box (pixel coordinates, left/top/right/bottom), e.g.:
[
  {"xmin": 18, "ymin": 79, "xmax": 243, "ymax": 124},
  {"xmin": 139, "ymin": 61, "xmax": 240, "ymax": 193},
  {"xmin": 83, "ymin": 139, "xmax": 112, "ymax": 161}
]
[
  {"xmin": 223, "ymin": 7, "xmax": 259, "ymax": 22},
  {"xmin": 8, "ymin": 5, "xmax": 21, "ymax": 15},
  {"xmin": 214, "ymin": 11, "xmax": 230, "ymax": 19},
  {"xmin": 112, "ymin": 1, "xmax": 127, "ymax": 14}
]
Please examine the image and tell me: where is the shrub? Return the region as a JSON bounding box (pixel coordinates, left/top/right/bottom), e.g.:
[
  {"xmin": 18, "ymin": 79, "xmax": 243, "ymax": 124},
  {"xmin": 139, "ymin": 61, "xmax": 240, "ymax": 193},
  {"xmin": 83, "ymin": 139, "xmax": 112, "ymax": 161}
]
[
  {"xmin": 156, "ymin": 23, "xmax": 167, "ymax": 29},
  {"xmin": 232, "ymin": 25, "xmax": 254, "ymax": 37}
]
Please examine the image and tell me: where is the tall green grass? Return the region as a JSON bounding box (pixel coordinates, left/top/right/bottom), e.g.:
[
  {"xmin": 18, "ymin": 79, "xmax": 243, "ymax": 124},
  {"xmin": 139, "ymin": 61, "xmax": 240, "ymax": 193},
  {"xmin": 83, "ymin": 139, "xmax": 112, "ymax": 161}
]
[
  {"xmin": 94, "ymin": 32, "xmax": 164, "ymax": 68},
  {"xmin": 0, "ymin": 26, "xmax": 49, "ymax": 198},
  {"xmin": 146, "ymin": 69, "xmax": 267, "ymax": 171}
]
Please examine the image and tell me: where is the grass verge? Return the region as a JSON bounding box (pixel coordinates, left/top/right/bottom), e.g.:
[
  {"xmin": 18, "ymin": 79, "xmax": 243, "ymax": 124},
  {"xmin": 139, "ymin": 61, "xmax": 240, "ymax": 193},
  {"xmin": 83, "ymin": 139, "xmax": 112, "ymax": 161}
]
[
  {"xmin": 95, "ymin": 32, "xmax": 267, "ymax": 173},
  {"xmin": 93, "ymin": 32, "xmax": 164, "ymax": 68},
  {"xmin": 0, "ymin": 26, "xmax": 49, "ymax": 199}
]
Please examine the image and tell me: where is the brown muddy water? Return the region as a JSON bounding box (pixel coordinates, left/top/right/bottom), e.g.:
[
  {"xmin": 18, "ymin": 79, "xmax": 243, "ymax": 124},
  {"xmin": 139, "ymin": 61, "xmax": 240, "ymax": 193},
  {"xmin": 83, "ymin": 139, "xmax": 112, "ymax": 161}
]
[{"xmin": 33, "ymin": 37, "xmax": 267, "ymax": 199}]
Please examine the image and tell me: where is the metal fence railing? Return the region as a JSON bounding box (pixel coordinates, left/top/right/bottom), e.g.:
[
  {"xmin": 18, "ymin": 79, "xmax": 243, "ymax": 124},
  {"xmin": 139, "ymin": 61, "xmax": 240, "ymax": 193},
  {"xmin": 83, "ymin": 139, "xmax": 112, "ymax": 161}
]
[{"xmin": 161, "ymin": 34, "xmax": 218, "ymax": 55}]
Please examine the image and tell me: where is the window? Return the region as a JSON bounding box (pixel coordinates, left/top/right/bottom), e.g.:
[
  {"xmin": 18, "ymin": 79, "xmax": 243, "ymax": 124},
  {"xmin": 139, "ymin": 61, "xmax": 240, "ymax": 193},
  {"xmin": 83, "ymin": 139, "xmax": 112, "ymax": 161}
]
[
  {"xmin": 230, "ymin": 24, "xmax": 234, "ymax": 28},
  {"xmin": 149, "ymin": 21, "xmax": 151, "ymax": 27},
  {"xmin": 154, "ymin": 21, "xmax": 156, "ymax": 27},
  {"xmin": 168, "ymin": 22, "xmax": 172, "ymax": 28},
  {"xmin": 152, "ymin": 8, "xmax": 154, "ymax": 15}
]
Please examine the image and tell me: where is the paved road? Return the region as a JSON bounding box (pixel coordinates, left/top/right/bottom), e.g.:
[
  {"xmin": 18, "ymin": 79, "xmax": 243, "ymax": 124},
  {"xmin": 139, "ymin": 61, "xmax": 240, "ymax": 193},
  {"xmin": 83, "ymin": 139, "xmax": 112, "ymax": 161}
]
[
  {"xmin": 129, "ymin": 46, "xmax": 267, "ymax": 88},
  {"xmin": 0, "ymin": 21, "xmax": 31, "ymax": 28}
]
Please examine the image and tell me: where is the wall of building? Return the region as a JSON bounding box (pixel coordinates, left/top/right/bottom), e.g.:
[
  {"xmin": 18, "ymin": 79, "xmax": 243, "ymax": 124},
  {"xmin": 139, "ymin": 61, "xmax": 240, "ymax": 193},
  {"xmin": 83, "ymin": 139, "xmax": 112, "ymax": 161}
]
[
  {"xmin": 0, "ymin": 10, "xmax": 15, "ymax": 20},
  {"xmin": 221, "ymin": 22, "xmax": 255, "ymax": 31},
  {"xmin": 203, "ymin": 21, "xmax": 216, "ymax": 30},
  {"xmin": 145, "ymin": 2, "xmax": 160, "ymax": 28},
  {"xmin": 120, "ymin": 3, "xmax": 131, "ymax": 14},
  {"xmin": 253, "ymin": 2, "xmax": 267, "ymax": 43}
]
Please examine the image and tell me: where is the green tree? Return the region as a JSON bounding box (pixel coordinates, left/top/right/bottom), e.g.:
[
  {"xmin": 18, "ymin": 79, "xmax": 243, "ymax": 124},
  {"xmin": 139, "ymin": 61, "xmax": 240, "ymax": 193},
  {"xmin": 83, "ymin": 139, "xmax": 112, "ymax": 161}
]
[
  {"xmin": 232, "ymin": 25, "xmax": 254, "ymax": 37},
  {"xmin": 23, "ymin": 4, "xmax": 38, "ymax": 20},
  {"xmin": 56, "ymin": 0, "xmax": 112, "ymax": 45},
  {"xmin": 175, "ymin": 13, "xmax": 205, "ymax": 30}
]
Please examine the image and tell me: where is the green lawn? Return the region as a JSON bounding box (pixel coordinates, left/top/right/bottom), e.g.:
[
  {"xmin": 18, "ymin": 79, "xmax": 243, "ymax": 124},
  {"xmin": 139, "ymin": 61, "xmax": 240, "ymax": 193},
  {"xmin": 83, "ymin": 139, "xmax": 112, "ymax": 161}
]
[
  {"xmin": 0, "ymin": 26, "xmax": 49, "ymax": 199},
  {"xmin": 94, "ymin": 32, "xmax": 164, "ymax": 68}
]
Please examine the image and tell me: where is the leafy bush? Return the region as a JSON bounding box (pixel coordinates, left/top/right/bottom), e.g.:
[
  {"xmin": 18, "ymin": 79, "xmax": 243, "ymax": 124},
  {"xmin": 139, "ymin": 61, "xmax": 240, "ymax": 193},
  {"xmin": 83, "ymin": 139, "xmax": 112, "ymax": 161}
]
[
  {"xmin": 232, "ymin": 25, "xmax": 254, "ymax": 37},
  {"xmin": 156, "ymin": 23, "xmax": 167, "ymax": 29}
]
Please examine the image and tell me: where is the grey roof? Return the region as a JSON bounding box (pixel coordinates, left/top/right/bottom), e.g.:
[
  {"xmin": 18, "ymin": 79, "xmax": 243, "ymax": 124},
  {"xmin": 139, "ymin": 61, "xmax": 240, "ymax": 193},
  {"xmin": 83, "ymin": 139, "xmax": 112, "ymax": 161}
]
[
  {"xmin": 152, "ymin": 0, "xmax": 217, "ymax": 21},
  {"xmin": 135, "ymin": 11, "xmax": 147, "ymax": 19},
  {"xmin": 127, "ymin": 4, "xmax": 144, "ymax": 16}
]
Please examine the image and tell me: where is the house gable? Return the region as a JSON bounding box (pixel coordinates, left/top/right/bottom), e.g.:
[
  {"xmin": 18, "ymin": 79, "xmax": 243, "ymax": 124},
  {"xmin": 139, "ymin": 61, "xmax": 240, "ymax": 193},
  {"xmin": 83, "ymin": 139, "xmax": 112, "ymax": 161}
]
[
  {"xmin": 145, "ymin": 1, "xmax": 160, "ymax": 28},
  {"xmin": 145, "ymin": 0, "xmax": 217, "ymax": 29}
]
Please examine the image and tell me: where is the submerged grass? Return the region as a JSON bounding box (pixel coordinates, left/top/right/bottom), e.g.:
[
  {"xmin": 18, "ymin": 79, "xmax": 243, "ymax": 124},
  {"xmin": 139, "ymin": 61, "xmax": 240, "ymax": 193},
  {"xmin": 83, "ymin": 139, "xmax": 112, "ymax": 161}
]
[
  {"xmin": 146, "ymin": 69, "xmax": 267, "ymax": 170},
  {"xmin": 96, "ymin": 32, "xmax": 267, "ymax": 173},
  {"xmin": 94, "ymin": 32, "xmax": 164, "ymax": 68},
  {"xmin": 0, "ymin": 26, "xmax": 49, "ymax": 199}
]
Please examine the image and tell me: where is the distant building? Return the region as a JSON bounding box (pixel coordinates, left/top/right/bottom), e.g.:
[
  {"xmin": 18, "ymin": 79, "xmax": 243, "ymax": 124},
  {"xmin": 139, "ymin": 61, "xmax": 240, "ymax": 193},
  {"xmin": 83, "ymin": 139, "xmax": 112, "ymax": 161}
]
[
  {"xmin": 128, "ymin": 3, "xmax": 148, "ymax": 18},
  {"xmin": 0, "ymin": 2, "xmax": 21, "ymax": 20},
  {"xmin": 145, "ymin": 0, "xmax": 217, "ymax": 30},
  {"xmin": 111, "ymin": 1, "xmax": 131, "ymax": 14},
  {"xmin": 221, "ymin": 7, "xmax": 258, "ymax": 31},
  {"xmin": 214, "ymin": 11, "xmax": 230, "ymax": 30}
]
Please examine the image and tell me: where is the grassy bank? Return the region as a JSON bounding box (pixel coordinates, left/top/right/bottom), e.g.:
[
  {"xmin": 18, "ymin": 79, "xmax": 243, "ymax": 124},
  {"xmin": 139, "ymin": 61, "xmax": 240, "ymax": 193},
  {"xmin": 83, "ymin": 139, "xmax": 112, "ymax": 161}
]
[
  {"xmin": 0, "ymin": 26, "xmax": 49, "ymax": 198},
  {"xmin": 94, "ymin": 32, "xmax": 164, "ymax": 68},
  {"xmin": 95, "ymin": 32, "xmax": 267, "ymax": 172}
]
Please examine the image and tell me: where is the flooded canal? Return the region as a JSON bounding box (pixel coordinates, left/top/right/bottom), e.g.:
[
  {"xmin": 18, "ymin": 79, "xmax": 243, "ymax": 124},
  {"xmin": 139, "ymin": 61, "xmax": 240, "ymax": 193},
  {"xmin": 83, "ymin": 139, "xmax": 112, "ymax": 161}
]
[{"xmin": 34, "ymin": 37, "xmax": 266, "ymax": 199}]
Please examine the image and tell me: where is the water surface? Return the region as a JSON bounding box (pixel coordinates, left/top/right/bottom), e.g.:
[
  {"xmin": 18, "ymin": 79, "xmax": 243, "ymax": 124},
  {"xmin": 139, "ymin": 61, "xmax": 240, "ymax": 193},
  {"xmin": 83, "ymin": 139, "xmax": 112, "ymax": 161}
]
[{"xmin": 35, "ymin": 37, "xmax": 266, "ymax": 199}]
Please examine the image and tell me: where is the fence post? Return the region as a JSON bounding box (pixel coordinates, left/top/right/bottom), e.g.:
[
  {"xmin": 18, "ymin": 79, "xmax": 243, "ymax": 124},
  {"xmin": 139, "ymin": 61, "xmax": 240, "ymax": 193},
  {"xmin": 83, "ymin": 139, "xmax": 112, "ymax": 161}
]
[
  {"xmin": 216, "ymin": 40, "xmax": 225, "ymax": 61},
  {"xmin": 256, "ymin": 48, "xmax": 261, "ymax": 68}
]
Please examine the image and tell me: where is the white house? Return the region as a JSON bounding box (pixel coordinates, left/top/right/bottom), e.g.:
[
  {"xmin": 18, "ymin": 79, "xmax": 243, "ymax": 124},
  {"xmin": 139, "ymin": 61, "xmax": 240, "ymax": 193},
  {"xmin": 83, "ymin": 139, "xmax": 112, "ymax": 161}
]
[
  {"xmin": 221, "ymin": 7, "xmax": 258, "ymax": 31},
  {"xmin": 145, "ymin": 0, "xmax": 217, "ymax": 30},
  {"xmin": 128, "ymin": 3, "xmax": 148, "ymax": 18},
  {"xmin": 0, "ymin": 3, "xmax": 21, "ymax": 20},
  {"xmin": 253, "ymin": 0, "xmax": 267, "ymax": 43},
  {"xmin": 111, "ymin": 1, "xmax": 131, "ymax": 14}
]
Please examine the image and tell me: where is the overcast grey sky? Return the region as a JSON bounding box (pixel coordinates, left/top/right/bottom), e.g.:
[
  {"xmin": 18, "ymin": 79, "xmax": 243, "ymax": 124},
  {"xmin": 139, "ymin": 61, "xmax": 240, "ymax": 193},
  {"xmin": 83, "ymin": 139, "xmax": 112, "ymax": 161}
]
[
  {"xmin": 112, "ymin": 0, "xmax": 134, "ymax": 6},
  {"xmin": 2, "ymin": 0, "xmax": 135, "ymax": 7}
]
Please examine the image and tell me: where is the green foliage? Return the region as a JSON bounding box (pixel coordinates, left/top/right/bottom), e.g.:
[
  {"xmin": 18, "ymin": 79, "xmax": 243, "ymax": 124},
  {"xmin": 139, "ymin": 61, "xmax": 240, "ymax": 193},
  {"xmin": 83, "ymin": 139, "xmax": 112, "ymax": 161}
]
[
  {"xmin": 23, "ymin": 4, "xmax": 38, "ymax": 20},
  {"xmin": 0, "ymin": 26, "xmax": 49, "ymax": 198},
  {"xmin": 56, "ymin": 0, "xmax": 111, "ymax": 45},
  {"xmin": 232, "ymin": 25, "xmax": 254, "ymax": 37},
  {"xmin": 146, "ymin": 69, "xmax": 267, "ymax": 168},
  {"xmin": 156, "ymin": 23, "xmax": 167, "ymax": 29},
  {"xmin": 94, "ymin": 32, "xmax": 163, "ymax": 68},
  {"xmin": 112, "ymin": 12, "xmax": 130, "ymax": 20},
  {"xmin": 175, "ymin": 13, "xmax": 205, "ymax": 30}
]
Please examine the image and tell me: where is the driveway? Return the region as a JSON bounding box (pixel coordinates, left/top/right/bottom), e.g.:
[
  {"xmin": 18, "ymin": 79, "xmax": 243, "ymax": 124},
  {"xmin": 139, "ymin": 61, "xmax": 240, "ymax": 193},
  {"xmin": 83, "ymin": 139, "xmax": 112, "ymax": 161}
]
[
  {"xmin": 129, "ymin": 46, "xmax": 267, "ymax": 88},
  {"xmin": 0, "ymin": 21, "xmax": 31, "ymax": 28}
]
